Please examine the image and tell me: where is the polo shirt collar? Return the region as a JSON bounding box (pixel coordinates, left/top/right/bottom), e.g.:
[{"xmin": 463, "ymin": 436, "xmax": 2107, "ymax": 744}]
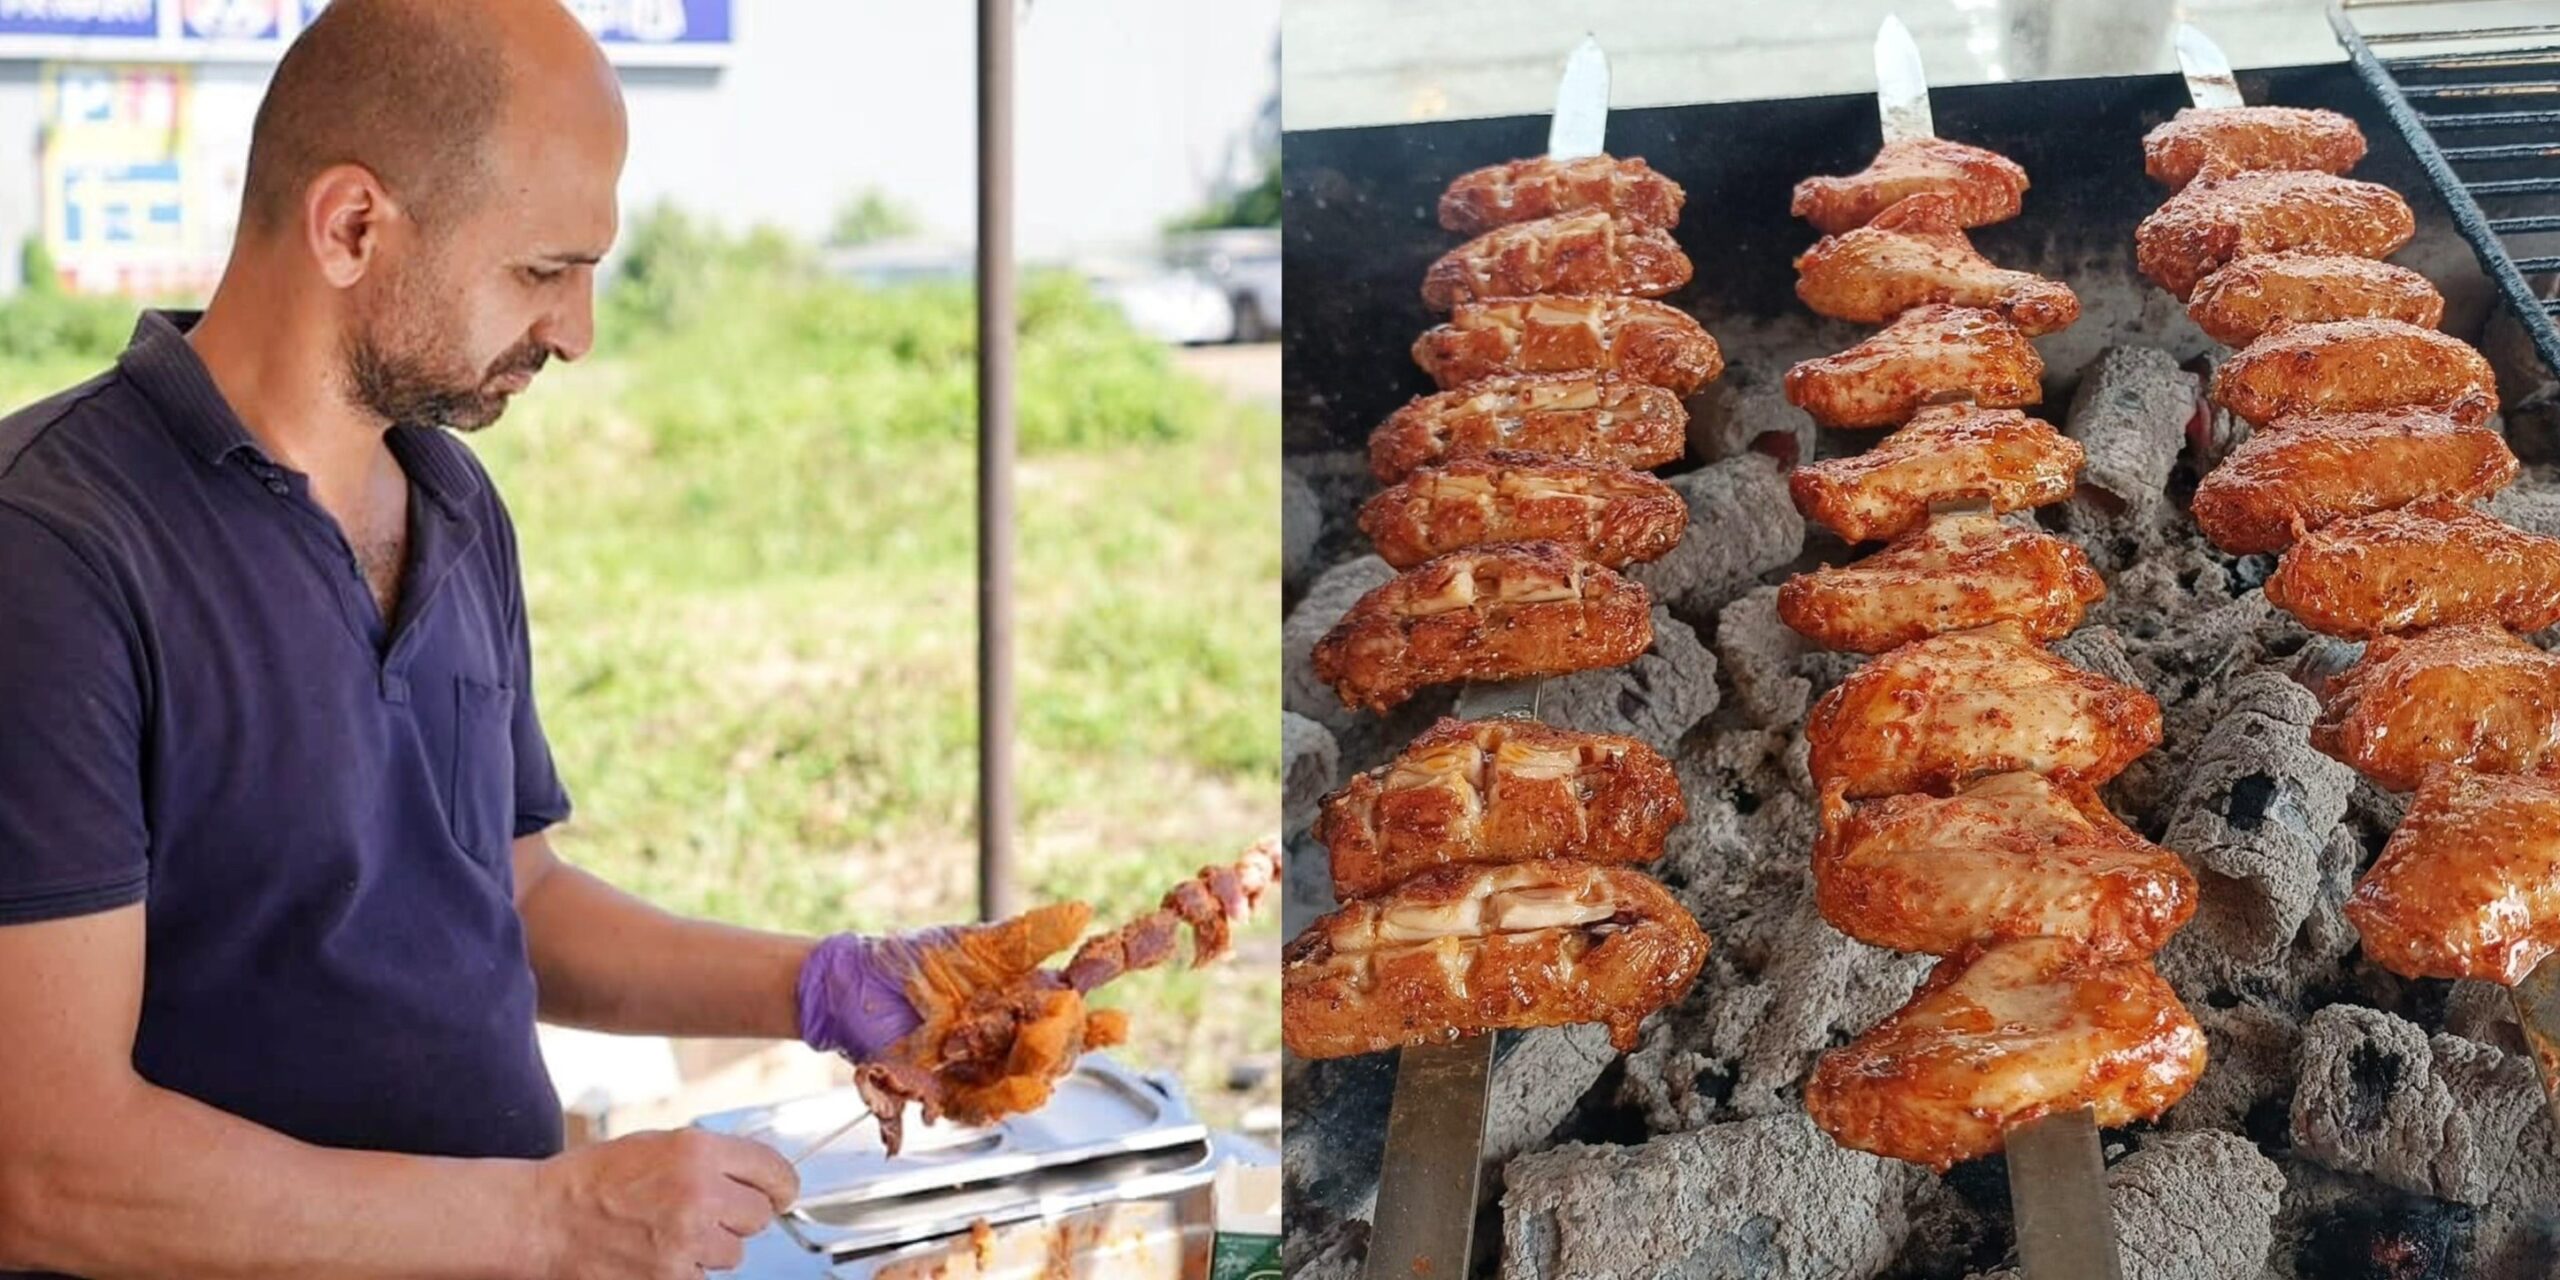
[{"xmin": 120, "ymin": 308, "xmax": 484, "ymax": 518}]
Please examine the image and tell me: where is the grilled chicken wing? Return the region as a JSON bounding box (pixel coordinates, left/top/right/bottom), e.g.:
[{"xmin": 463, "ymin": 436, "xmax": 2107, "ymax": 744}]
[
  {"xmin": 1785, "ymin": 305, "xmax": 2044, "ymax": 430},
  {"xmin": 1788, "ymin": 403, "xmax": 2084, "ymax": 543},
  {"xmin": 2313, "ymin": 624, "xmax": 2560, "ymax": 792},
  {"xmin": 2142, "ymin": 105, "xmax": 2367, "ymax": 191},
  {"xmin": 2265, "ymin": 502, "xmax": 2560, "ymax": 638},
  {"xmin": 1780, "ymin": 515, "xmax": 2105, "ymax": 653},
  {"xmin": 1281, "ymin": 860, "xmax": 1708, "ymax": 1058},
  {"xmin": 1794, "ymin": 193, "xmax": 2080, "ymax": 334},
  {"xmin": 1815, "ymin": 772, "xmax": 2198, "ymax": 959},
  {"xmin": 1311, "ymin": 541, "xmax": 1653, "ymax": 713},
  {"xmin": 1804, "ymin": 937, "xmax": 2207, "ymax": 1170},
  {"xmin": 2185, "ymin": 252, "xmax": 2443, "ymax": 346},
  {"xmin": 1791, "ymin": 137, "xmax": 2029, "ymax": 234},
  {"xmin": 1317, "ymin": 717, "xmax": 1684, "ymax": 900},
  {"xmin": 1439, "ymin": 153, "xmax": 1685, "ymax": 234},
  {"xmin": 1359, "ymin": 453, "xmax": 1686, "ymax": 570},
  {"xmin": 2189, "ymin": 406, "xmax": 2518, "ymax": 554},
  {"xmin": 2135, "ymin": 170, "xmax": 2414, "ymax": 299},
  {"xmin": 2213, "ymin": 318, "xmax": 2496, "ymax": 427},
  {"xmin": 1414, "ymin": 296, "xmax": 1725, "ymax": 394},
  {"xmin": 1421, "ymin": 210, "xmax": 1692, "ymax": 311},
  {"xmin": 2347, "ymin": 767, "xmax": 2560, "ymax": 986},
  {"xmin": 1807, "ymin": 621, "xmax": 2164, "ymax": 799},
  {"xmin": 1367, "ymin": 372, "xmax": 1688, "ymax": 485}
]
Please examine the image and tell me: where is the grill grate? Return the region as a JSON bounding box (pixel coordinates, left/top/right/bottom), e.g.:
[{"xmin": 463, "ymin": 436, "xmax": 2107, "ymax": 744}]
[{"xmin": 2335, "ymin": 0, "xmax": 2560, "ymax": 373}]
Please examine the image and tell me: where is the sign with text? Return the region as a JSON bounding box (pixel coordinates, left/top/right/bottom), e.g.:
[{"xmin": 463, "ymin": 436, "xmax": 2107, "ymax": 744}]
[
  {"xmin": 0, "ymin": 1, "xmax": 158, "ymax": 38},
  {"xmin": 39, "ymin": 62, "xmax": 221, "ymax": 296}
]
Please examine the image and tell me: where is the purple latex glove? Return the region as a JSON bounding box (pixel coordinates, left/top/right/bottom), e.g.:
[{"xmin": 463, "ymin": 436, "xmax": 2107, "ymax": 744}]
[{"xmin": 796, "ymin": 933, "xmax": 928, "ymax": 1062}]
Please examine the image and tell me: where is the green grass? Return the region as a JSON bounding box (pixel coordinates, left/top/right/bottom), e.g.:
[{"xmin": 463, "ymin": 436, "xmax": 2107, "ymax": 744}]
[{"xmin": 0, "ymin": 221, "xmax": 1280, "ymax": 1129}]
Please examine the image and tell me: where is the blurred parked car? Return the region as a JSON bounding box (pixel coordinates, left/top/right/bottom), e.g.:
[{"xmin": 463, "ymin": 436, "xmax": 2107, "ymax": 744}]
[
  {"xmin": 1085, "ymin": 263, "xmax": 1238, "ymax": 346},
  {"xmin": 1171, "ymin": 227, "xmax": 1281, "ymax": 343}
]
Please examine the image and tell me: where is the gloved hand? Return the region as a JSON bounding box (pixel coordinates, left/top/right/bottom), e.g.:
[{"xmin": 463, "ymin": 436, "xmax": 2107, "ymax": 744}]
[{"xmin": 794, "ymin": 906, "xmax": 1093, "ymax": 1063}]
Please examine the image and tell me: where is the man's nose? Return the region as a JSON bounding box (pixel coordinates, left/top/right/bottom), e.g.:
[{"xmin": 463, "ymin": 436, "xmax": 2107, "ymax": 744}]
[{"xmin": 539, "ymin": 274, "xmax": 598, "ymax": 363}]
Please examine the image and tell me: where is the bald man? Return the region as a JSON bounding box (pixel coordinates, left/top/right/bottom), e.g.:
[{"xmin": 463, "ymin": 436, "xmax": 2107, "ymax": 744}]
[{"xmin": 0, "ymin": 4, "xmax": 1023, "ymax": 1277}]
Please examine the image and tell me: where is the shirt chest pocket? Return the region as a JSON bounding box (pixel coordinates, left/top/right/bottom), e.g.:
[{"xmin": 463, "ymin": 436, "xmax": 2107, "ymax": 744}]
[{"xmin": 446, "ymin": 676, "xmax": 518, "ymax": 864}]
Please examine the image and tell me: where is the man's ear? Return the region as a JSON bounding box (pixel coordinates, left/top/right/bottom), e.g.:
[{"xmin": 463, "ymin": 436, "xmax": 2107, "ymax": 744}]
[{"xmin": 302, "ymin": 163, "xmax": 399, "ymax": 289}]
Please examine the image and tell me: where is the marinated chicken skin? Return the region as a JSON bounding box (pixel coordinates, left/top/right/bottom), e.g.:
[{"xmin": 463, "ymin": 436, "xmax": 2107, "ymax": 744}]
[
  {"xmin": 1779, "ymin": 514, "xmax": 2105, "ymax": 653},
  {"xmin": 1311, "ymin": 541, "xmax": 1654, "ymax": 713},
  {"xmin": 1367, "ymin": 372, "xmax": 1688, "ymax": 485},
  {"xmin": 1316, "ymin": 717, "xmax": 1685, "ymax": 900},
  {"xmin": 2265, "ymin": 502, "xmax": 2560, "ymax": 638},
  {"xmin": 2189, "ymin": 407, "xmax": 2518, "ymax": 554},
  {"xmin": 1414, "ymin": 296, "xmax": 1725, "ymax": 394},
  {"xmin": 2213, "ymin": 319, "xmax": 2496, "ymax": 426},
  {"xmin": 1791, "ymin": 137, "xmax": 2030, "ymax": 234},
  {"xmin": 2347, "ymin": 768, "xmax": 2560, "ymax": 986},
  {"xmin": 2135, "ymin": 170, "xmax": 2414, "ymax": 299},
  {"xmin": 1439, "ymin": 153, "xmax": 1685, "ymax": 234},
  {"xmin": 1421, "ymin": 210, "xmax": 1693, "ymax": 310},
  {"xmin": 1359, "ymin": 452, "xmax": 1687, "ymax": 570},
  {"xmin": 2142, "ymin": 105, "xmax": 2368, "ymax": 191},
  {"xmin": 2185, "ymin": 252, "xmax": 2443, "ymax": 347},
  {"xmin": 1788, "ymin": 403, "xmax": 2085, "ymax": 543},
  {"xmin": 1793, "ymin": 193, "xmax": 2080, "ymax": 334},
  {"xmin": 1281, "ymin": 859, "xmax": 1709, "ymax": 1058},
  {"xmin": 1784, "ymin": 305, "xmax": 2045, "ymax": 430},
  {"xmin": 2313, "ymin": 624, "xmax": 2560, "ymax": 793},
  {"xmin": 1814, "ymin": 772, "xmax": 2198, "ymax": 959},
  {"xmin": 1807, "ymin": 622, "xmax": 2165, "ymax": 799},
  {"xmin": 1804, "ymin": 937, "xmax": 2207, "ymax": 1170}
]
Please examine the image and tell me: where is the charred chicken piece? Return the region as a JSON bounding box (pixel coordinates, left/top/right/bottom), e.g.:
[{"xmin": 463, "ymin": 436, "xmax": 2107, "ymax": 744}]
[
  {"xmin": 1793, "ymin": 193, "xmax": 2080, "ymax": 335},
  {"xmin": 1310, "ymin": 541, "xmax": 1654, "ymax": 714},
  {"xmin": 2264, "ymin": 501, "xmax": 2560, "ymax": 638},
  {"xmin": 1366, "ymin": 372, "xmax": 1688, "ymax": 485},
  {"xmin": 1316, "ymin": 717, "xmax": 1685, "ymax": 900},
  {"xmin": 2191, "ymin": 407, "xmax": 2517, "ymax": 555},
  {"xmin": 1783, "ymin": 305, "xmax": 2044, "ymax": 430},
  {"xmin": 1062, "ymin": 837, "xmax": 1282, "ymax": 988},
  {"xmin": 2347, "ymin": 766, "xmax": 2560, "ymax": 986},
  {"xmin": 2315, "ymin": 624, "xmax": 2560, "ymax": 792},
  {"xmin": 1413, "ymin": 296, "xmax": 1724, "ymax": 395},
  {"xmin": 1439, "ymin": 153, "xmax": 1685, "ymax": 234},
  {"xmin": 2135, "ymin": 169, "xmax": 2414, "ymax": 299},
  {"xmin": 1779, "ymin": 514, "xmax": 2105, "ymax": 653},
  {"xmin": 1807, "ymin": 621, "xmax": 2164, "ymax": 800},
  {"xmin": 1280, "ymin": 859, "xmax": 1708, "ymax": 1058},
  {"xmin": 2142, "ymin": 105, "xmax": 2368, "ymax": 191},
  {"xmin": 1358, "ymin": 452, "xmax": 1687, "ymax": 570},
  {"xmin": 2212, "ymin": 318, "xmax": 2496, "ymax": 426},
  {"xmin": 1814, "ymin": 772, "xmax": 2198, "ymax": 959},
  {"xmin": 1803, "ymin": 937, "xmax": 2207, "ymax": 1170},
  {"xmin": 1787, "ymin": 402, "xmax": 2084, "ymax": 544},
  {"xmin": 1790, "ymin": 137, "xmax": 2029, "ymax": 234},
  {"xmin": 2185, "ymin": 252, "xmax": 2443, "ymax": 347},
  {"xmin": 1421, "ymin": 210, "xmax": 1693, "ymax": 311}
]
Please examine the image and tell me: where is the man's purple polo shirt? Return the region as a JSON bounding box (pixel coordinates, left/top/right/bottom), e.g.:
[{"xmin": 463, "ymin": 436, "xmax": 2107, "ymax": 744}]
[{"xmin": 0, "ymin": 310, "xmax": 570, "ymax": 1166}]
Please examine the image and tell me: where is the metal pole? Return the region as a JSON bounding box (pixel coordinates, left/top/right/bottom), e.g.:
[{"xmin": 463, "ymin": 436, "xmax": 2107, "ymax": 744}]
[{"xmin": 976, "ymin": 0, "xmax": 1018, "ymax": 923}]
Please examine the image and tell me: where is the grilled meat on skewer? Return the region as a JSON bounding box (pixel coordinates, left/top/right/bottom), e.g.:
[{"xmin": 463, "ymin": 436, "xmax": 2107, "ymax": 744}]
[
  {"xmin": 1791, "ymin": 136, "xmax": 2029, "ymax": 234},
  {"xmin": 2347, "ymin": 767, "xmax": 2560, "ymax": 986},
  {"xmin": 1807, "ymin": 621, "xmax": 2164, "ymax": 799},
  {"xmin": 2189, "ymin": 405, "xmax": 2517, "ymax": 554},
  {"xmin": 2212, "ymin": 318, "xmax": 2495, "ymax": 425},
  {"xmin": 1793, "ymin": 193, "xmax": 2080, "ymax": 334},
  {"xmin": 2141, "ymin": 105, "xmax": 2367, "ymax": 191},
  {"xmin": 1311, "ymin": 541, "xmax": 1654, "ymax": 714},
  {"xmin": 1438, "ymin": 153, "xmax": 1684, "ymax": 235},
  {"xmin": 1803, "ymin": 937, "xmax": 2207, "ymax": 1171},
  {"xmin": 1413, "ymin": 296, "xmax": 1724, "ymax": 394},
  {"xmin": 1316, "ymin": 717, "xmax": 1684, "ymax": 900},
  {"xmin": 1359, "ymin": 453, "xmax": 1687, "ymax": 570},
  {"xmin": 1788, "ymin": 402, "xmax": 2083, "ymax": 543},
  {"xmin": 1280, "ymin": 860, "xmax": 1708, "ymax": 1058},
  {"xmin": 2135, "ymin": 169, "xmax": 2414, "ymax": 299},
  {"xmin": 1421, "ymin": 210, "xmax": 1693, "ymax": 311},
  {"xmin": 1366, "ymin": 372, "xmax": 1688, "ymax": 485},
  {"xmin": 2313, "ymin": 624, "xmax": 2560, "ymax": 792},
  {"xmin": 1784, "ymin": 305, "xmax": 2045, "ymax": 430},
  {"xmin": 2185, "ymin": 251, "xmax": 2443, "ymax": 346},
  {"xmin": 2265, "ymin": 502, "xmax": 2560, "ymax": 638},
  {"xmin": 1779, "ymin": 514, "xmax": 2105, "ymax": 653}
]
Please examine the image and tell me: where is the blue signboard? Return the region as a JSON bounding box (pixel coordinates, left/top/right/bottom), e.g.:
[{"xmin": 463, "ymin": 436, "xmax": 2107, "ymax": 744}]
[
  {"xmin": 301, "ymin": 0, "xmax": 729, "ymax": 48},
  {"xmin": 179, "ymin": 0, "xmax": 276, "ymax": 41},
  {"xmin": 0, "ymin": 1, "xmax": 158, "ymax": 38}
]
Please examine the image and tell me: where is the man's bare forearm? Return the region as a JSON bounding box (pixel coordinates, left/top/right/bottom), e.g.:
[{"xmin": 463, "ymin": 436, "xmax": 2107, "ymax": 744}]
[
  {"xmin": 0, "ymin": 1074, "xmax": 547, "ymax": 1280},
  {"xmin": 515, "ymin": 855, "xmax": 816, "ymax": 1040}
]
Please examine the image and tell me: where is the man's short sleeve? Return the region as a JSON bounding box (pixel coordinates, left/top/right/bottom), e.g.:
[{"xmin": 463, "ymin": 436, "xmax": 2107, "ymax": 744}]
[{"xmin": 0, "ymin": 501, "xmax": 148, "ymax": 922}]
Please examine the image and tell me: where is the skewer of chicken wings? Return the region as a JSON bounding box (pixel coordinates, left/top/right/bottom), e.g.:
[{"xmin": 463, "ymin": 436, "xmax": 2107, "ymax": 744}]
[
  {"xmin": 1367, "ymin": 372, "xmax": 1689, "ymax": 485},
  {"xmin": 2212, "ymin": 318, "xmax": 2496, "ymax": 426},
  {"xmin": 1791, "ymin": 137, "xmax": 2030, "ymax": 234},
  {"xmin": 2188, "ymin": 405, "xmax": 2516, "ymax": 554},
  {"xmin": 2141, "ymin": 105, "xmax": 2367, "ymax": 191},
  {"xmin": 1413, "ymin": 296, "xmax": 1725, "ymax": 394},
  {"xmin": 1779, "ymin": 514, "xmax": 2105, "ymax": 653},
  {"xmin": 2185, "ymin": 252, "xmax": 2443, "ymax": 346},
  {"xmin": 2135, "ymin": 170, "xmax": 2414, "ymax": 299},
  {"xmin": 2313, "ymin": 623, "xmax": 2560, "ymax": 792},
  {"xmin": 1311, "ymin": 540, "xmax": 1654, "ymax": 713},
  {"xmin": 2347, "ymin": 767, "xmax": 2560, "ymax": 986},
  {"xmin": 2264, "ymin": 501, "xmax": 2560, "ymax": 638},
  {"xmin": 1784, "ymin": 305, "xmax": 2045, "ymax": 430},
  {"xmin": 1359, "ymin": 452, "xmax": 1686, "ymax": 570},
  {"xmin": 1422, "ymin": 210, "xmax": 1693, "ymax": 311},
  {"xmin": 1788, "ymin": 402, "xmax": 2084, "ymax": 543},
  {"xmin": 1439, "ymin": 154, "xmax": 1685, "ymax": 234},
  {"xmin": 1794, "ymin": 193, "xmax": 2080, "ymax": 334}
]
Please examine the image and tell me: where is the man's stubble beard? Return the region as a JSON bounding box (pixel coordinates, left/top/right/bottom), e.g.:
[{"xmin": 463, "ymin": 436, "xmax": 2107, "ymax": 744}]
[{"xmin": 341, "ymin": 256, "xmax": 547, "ymax": 434}]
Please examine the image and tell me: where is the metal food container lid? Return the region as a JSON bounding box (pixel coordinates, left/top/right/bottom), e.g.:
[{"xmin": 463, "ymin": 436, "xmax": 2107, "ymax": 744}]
[{"xmin": 694, "ymin": 1054, "xmax": 1215, "ymax": 1259}]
